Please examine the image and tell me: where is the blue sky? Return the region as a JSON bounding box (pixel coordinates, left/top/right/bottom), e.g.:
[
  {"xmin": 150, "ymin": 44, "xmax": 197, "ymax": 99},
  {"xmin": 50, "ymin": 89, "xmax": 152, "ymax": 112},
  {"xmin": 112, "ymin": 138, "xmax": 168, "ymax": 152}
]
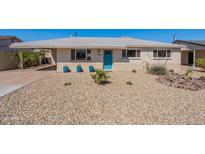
[{"xmin": 1, "ymin": 29, "xmax": 205, "ymax": 43}]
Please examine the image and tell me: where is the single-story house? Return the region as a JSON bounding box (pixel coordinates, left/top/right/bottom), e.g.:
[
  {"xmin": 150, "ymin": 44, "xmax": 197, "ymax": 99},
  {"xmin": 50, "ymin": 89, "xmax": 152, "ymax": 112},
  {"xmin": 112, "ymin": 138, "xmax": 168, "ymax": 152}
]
[
  {"xmin": 10, "ymin": 37, "xmax": 183, "ymax": 72},
  {"xmin": 0, "ymin": 36, "xmax": 22, "ymax": 71},
  {"xmin": 173, "ymin": 40, "xmax": 205, "ymax": 68}
]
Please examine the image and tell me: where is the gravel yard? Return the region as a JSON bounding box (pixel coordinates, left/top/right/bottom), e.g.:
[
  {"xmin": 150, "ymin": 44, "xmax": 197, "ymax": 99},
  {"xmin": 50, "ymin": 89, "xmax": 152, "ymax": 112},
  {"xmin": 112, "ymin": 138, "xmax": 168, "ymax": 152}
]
[{"xmin": 0, "ymin": 71, "xmax": 205, "ymax": 124}]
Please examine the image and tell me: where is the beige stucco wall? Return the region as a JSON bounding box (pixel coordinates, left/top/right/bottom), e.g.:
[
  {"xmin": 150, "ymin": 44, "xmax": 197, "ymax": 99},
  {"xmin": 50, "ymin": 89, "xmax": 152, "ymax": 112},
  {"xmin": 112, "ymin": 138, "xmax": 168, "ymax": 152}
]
[
  {"xmin": 0, "ymin": 51, "xmax": 18, "ymax": 71},
  {"xmin": 57, "ymin": 48, "xmax": 103, "ymax": 72},
  {"xmin": 56, "ymin": 48, "xmax": 181, "ymax": 72},
  {"xmin": 0, "ymin": 38, "xmax": 21, "ymax": 71},
  {"xmin": 112, "ymin": 48, "xmax": 181, "ymax": 71}
]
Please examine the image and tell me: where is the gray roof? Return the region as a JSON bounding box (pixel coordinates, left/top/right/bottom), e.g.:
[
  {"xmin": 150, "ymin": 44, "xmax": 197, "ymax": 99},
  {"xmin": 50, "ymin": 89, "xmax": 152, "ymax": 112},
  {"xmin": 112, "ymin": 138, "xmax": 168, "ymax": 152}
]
[
  {"xmin": 173, "ymin": 40, "xmax": 205, "ymax": 51},
  {"xmin": 10, "ymin": 37, "xmax": 181, "ymax": 49},
  {"xmin": 174, "ymin": 40, "xmax": 205, "ymax": 46}
]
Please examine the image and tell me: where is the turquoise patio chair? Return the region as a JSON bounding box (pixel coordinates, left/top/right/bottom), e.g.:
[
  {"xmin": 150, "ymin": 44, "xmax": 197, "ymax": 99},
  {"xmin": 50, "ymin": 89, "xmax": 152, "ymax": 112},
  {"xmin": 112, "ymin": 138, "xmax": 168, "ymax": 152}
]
[
  {"xmin": 88, "ymin": 66, "xmax": 95, "ymax": 72},
  {"xmin": 63, "ymin": 66, "xmax": 70, "ymax": 73},
  {"xmin": 76, "ymin": 65, "xmax": 83, "ymax": 72}
]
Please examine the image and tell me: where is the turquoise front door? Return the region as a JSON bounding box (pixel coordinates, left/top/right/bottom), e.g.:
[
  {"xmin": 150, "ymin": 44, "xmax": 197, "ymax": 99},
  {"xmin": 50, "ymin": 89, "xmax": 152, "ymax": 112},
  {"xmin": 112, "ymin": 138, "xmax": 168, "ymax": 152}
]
[{"xmin": 103, "ymin": 50, "xmax": 112, "ymax": 70}]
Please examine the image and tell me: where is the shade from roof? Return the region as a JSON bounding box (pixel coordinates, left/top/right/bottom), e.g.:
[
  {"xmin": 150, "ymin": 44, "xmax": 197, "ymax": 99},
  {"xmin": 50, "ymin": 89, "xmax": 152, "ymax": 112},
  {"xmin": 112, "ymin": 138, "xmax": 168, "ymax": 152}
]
[{"xmin": 10, "ymin": 37, "xmax": 182, "ymax": 49}]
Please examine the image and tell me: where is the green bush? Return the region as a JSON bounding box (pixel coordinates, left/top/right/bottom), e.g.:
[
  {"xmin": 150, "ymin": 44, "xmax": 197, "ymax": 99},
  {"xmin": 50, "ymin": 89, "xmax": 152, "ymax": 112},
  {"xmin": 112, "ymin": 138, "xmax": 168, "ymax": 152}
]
[
  {"xmin": 23, "ymin": 51, "xmax": 37, "ymax": 68},
  {"xmin": 182, "ymin": 68, "xmax": 192, "ymax": 80},
  {"xmin": 90, "ymin": 70, "xmax": 109, "ymax": 85},
  {"xmin": 146, "ymin": 65, "xmax": 167, "ymax": 75},
  {"xmin": 195, "ymin": 58, "xmax": 205, "ymax": 70},
  {"xmin": 126, "ymin": 81, "xmax": 133, "ymax": 85}
]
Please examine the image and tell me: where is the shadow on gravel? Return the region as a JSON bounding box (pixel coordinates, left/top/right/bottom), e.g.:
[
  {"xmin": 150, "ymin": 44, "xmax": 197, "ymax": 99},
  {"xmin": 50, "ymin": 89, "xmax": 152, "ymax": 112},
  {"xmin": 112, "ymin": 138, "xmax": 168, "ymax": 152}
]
[{"xmin": 37, "ymin": 65, "xmax": 56, "ymax": 71}]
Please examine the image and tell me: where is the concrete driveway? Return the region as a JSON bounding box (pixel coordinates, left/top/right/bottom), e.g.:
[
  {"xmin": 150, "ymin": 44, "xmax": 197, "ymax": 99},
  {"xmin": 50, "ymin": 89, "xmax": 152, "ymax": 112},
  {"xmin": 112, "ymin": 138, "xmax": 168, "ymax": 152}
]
[{"xmin": 0, "ymin": 66, "xmax": 55, "ymax": 97}]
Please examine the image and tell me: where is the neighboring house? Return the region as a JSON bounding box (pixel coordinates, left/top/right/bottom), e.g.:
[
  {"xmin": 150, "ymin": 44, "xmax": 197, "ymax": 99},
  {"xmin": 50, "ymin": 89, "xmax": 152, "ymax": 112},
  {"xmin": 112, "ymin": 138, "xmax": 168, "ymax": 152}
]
[
  {"xmin": 173, "ymin": 40, "xmax": 205, "ymax": 67},
  {"xmin": 0, "ymin": 36, "xmax": 22, "ymax": 71},
  {"xmin": 10, "ymin": 37, "xmax": 182, "ymax": 72}
]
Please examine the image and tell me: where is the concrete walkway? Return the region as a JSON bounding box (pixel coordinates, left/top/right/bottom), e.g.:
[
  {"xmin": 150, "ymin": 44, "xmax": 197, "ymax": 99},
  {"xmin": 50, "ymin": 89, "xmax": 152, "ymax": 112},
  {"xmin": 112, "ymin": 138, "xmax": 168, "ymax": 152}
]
[{"xmin": 0, "ymin": 66, "xmax": 55, "ymax": 97}]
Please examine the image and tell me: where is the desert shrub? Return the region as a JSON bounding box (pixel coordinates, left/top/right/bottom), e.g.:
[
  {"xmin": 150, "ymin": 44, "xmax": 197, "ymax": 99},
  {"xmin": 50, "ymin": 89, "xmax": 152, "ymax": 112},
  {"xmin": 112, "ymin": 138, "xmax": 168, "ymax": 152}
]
[
  {"xmin": 200, "ymin": 76, "xmax": 205, "ymax": 81},
  {"xmin": 142, "ymin": 61, "xmax": 151, "ymax": 71},
  {"xmin": 195, "ymin": 58, "xmax": 205, "ymax": 70},
  {"xmin": 90, "ymin": 70, "xmax": 109, "ymax": 85},
  {"xmin": 64, "ymin": 82, "xmax": 72, "ymax": 86},
  {"xmin": 132, "ymin": 69, "xmax": 136, "ymax": 73},
  {"xmin": 158, "ymin": 68, "xmax": 205, "ymax": 91},
  {"xmin": 169, "ymin": 69, "xmax": 174, "ymax": 75},
  {"xmin": 158, "ymin": 74, "xmax": 205, "ymax": 91},
  {"xmin": 126, "ymin": 81, "xmax": 133, "ymax": 85},
  {"xmin": 146, "ymin": 65, "xmax": 167, "ymax": 75},
  {"xmin": 182, "ymin": 68, "xmax": 192, "ymax": 80}
]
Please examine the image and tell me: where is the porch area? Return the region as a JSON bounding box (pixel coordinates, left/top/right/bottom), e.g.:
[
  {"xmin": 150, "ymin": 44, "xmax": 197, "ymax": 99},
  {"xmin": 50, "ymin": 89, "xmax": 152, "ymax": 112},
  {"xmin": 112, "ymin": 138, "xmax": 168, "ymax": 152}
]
[
  {"xmin": 174, "ymin": 40, "xmax": 205, "ymax": 69},
  {"xmin": 181, "ymin": 50, "xmax": 205, "ymax": 68}
]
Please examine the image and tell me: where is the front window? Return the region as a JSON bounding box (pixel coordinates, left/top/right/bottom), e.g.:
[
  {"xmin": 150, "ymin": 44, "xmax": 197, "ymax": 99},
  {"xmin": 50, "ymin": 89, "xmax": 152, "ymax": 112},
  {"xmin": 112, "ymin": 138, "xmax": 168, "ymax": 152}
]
[
  {"xmin": 87, "ymin": 49, "xmax": 91, "ymax": 60},
  {"xmin": 136, "ymin": 50, "xmax": 141, "ymax": 57},
  {"xmin": 122, "ymin": 49, "xmax": 141, "ymax": 58},
  {"xmin": 158, "ymin": 50, "xmax": 166, "ymax": 57},
  {"xmin": 127, "ymin": 50, "xmax": 136, "ymax": 57},
  {"xmin": 71, "ymin": 49, "xmax": 91, "ymax": 60},
  {"xmin": 76, "ymin": 49, "xmax": 86, "ymax": 60},
  {"xmin": 71, "ymin": 49, "xmax": 75, "ymax": 60},
  {"xmin": 153, "ymin": 50, "xmax": 158, "ymax": 57},
  {"xmin": 153, "ymin": 50, "xmax": 171, "ymax": 59},
  {"xmin": 122, "ymin": 49, "xmax": 126, "ymax": 58},
  {"xmin": 167, "ymin": 50, "xmax": 171, "ymax": 57}
]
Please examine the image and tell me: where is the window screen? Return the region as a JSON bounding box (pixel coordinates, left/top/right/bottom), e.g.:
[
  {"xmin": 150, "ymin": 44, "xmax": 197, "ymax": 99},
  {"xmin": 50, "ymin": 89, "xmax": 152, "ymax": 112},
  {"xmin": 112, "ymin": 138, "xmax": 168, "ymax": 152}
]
[
  {"xmin": 127, "ymin": 50, "xmax": 136, "ymax": 57},
  {"xmin": 122, "ymin": 50, "xmax": 126, "ymax": 58},
  {"xmin": 87, "ymin": 49, "xmax": 91, "ymax": 60},
  {"xmin": 71, "ymin": 49, "xmax": 75, "ymax": 60},
  {"xmin": 136, "ymin": 50, "xmax": 141, "ymax": 57},
  {"xmin": 76, "ymin": 49, "xmax": 86, "ymax": 60},
  {"xmin": 158, "ymin": 50, "xmax": 166, "ymax": 57}
]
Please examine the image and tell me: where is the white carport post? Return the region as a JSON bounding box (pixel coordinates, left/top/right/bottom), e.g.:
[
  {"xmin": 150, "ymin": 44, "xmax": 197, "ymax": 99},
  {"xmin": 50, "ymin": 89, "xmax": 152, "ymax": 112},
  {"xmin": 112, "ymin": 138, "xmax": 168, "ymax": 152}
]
[{"xmin": 192, "ymin": 50, "xmax": 196, "ymax": 69}]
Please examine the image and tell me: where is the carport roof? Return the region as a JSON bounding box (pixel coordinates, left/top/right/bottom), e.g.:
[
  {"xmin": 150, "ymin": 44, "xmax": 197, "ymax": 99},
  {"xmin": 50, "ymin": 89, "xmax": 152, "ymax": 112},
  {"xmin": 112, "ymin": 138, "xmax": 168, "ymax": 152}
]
[{"xmin": 10, "ymin": 37, "xmax": 182, "ymax": 49}]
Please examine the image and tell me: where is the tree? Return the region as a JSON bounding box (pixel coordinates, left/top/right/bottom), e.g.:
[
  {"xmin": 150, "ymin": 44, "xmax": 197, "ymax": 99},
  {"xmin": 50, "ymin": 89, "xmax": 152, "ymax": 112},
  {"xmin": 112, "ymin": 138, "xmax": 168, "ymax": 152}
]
[
  {"xmin": 9, "ymin": 50, "xmax": 24, "ymax": 69},
  {"xmin": 34, "ymin": 49, "xmax": 49, "ymax": 65},
  {"xmin": 22, "ymin": 51, "xmax": 36, "ymax": 68}
]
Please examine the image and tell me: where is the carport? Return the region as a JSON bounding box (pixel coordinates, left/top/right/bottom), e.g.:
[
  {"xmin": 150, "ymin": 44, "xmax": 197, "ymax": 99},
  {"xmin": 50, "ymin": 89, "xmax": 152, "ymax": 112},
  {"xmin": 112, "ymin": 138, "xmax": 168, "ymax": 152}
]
[{"xmin": 9, "ymin": 41, "xmax": 57, "ymax": 70}]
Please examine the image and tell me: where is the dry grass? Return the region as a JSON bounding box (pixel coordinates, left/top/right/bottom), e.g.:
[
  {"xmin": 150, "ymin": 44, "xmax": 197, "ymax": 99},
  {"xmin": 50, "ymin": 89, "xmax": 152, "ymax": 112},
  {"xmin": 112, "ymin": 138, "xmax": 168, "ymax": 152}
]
[{"xmin": 0, "ymin": 72, "xmax": 205, "ymax": 124}]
